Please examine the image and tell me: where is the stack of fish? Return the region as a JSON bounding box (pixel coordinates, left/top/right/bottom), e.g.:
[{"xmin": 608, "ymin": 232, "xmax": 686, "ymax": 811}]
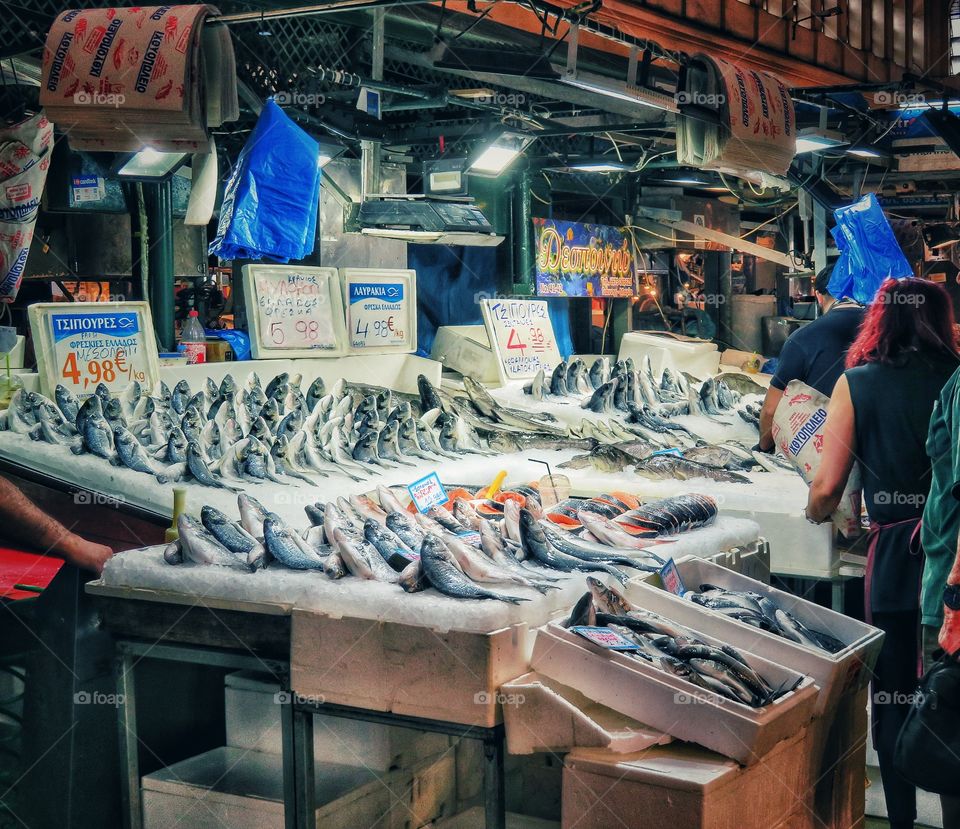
[
  {"xmin": 687, "ymin": 584, "xmax": 845, "ymax": 653},
  {"xmin": 566, "ymin": 578, "xmax": 799, "ymax": 708},
  {"xmin": 161, "ymin": 482, "xmax": 722, "ymax": 604}
]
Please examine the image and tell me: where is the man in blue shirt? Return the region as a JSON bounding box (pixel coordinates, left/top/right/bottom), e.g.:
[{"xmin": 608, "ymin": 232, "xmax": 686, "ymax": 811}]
[{"xmin": 758, "ymin": 266, "xmax": 865, "ymax": 451}]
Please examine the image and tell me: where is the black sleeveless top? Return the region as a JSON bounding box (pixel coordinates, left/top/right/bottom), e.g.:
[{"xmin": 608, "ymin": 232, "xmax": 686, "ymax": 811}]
[{"xmin": 847, "ymin": 350, "xmax": 959, "ymax": 612}]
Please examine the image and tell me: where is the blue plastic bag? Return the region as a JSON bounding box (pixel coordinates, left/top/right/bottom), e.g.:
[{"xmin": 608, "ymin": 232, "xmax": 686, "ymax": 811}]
[
  {"xmin": 209, "ymin": 100, "xmax": 321, "ymax": 262},
  {"xmin": 204, "ymin": 328, "xmax": 251, "ymax": 361},
  {"xmin": 827, "ymin": 193, "xmax": 912, "ymax": 304}
]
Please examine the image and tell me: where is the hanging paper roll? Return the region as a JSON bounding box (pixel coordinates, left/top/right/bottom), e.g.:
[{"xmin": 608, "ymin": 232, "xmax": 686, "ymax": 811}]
[{"xmin": 677, "ymin": 54, "xmax": 796, "ymax": 178}]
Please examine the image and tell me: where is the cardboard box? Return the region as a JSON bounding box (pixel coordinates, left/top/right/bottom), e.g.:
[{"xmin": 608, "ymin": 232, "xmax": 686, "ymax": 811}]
[
  {"xmin": 627, "ymin": 557, "xmax": 884, "ymax": 715},
  {"xmin": 500, "ymin": 671, "xmax": 671, "ymax": 756},
  {"xmin": 531, "ymin": 620, "xmax": 817, "ymax": 766},
  {"xmin": 561, "ymin": 725, "xmax": 815, "ymax": 829},
  {"xmin": 290, "ymin": 611, "xmax": 531, "ymax": 727}
]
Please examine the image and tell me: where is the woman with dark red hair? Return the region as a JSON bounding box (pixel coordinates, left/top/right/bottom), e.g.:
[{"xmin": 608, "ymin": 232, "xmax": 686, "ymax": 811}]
[{"xmin": 807, "ymin": 277, "xmax": 960, "ymax": 829}]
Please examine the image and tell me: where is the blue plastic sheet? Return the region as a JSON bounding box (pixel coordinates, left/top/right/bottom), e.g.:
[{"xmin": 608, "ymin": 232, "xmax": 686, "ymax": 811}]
[
  {"xmin": 827, "ymin": 193, "xmax": 912, "ymax": 304},
  {"xmin": 204, "ymin": 328, "xmax": 251, "ymax": 361},
  {"xmin": 209, "ymin": 100, "xmax": 321, "ymax": 263}
]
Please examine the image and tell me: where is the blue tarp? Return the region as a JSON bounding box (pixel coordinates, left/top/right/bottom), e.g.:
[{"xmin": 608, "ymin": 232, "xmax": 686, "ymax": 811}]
[{"xmin": 409, "ymin": 244, "xmax": 574, "ymax": 359}]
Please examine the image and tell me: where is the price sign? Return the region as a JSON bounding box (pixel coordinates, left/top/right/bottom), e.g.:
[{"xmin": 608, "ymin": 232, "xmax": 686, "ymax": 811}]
[
  {"xmin": 341, "ymin": 269, "xmax": 416, "ymax": 354},
  {"xmin": 407, "ymin": 472, "xmax": 448, "ymax": 514},
  {"xmin": 660, "ymin": 558, "xmax": 686, "ymax": 596},
  {"xmin": 480, "ymin": 298, "xmax": 564, "ymax": 383},
  {"xmin": 243, "ymin": 265, "xmax": 346, "ymax": 359},
  {"xmin": 570, "ymin": 626, "xmax": 641, "ymax": 651},
  {"xmin": 28, "ymin": 302, "xmax": 160, "ymax": 399}
]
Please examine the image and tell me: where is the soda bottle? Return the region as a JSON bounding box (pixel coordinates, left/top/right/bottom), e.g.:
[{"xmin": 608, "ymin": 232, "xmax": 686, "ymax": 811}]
[{"xmin": 180, "ymin": 310, "xmax": 206, "ymax": 365}]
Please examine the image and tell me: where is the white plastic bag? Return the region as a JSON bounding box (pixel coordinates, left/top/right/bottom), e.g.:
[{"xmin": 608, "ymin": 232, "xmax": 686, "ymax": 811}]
[{"xmin": 772, "ymin": 379, "xmax": 863, "ymax": 538}]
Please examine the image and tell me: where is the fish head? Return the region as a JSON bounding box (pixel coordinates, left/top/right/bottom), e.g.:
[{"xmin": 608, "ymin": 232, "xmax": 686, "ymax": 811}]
[{"xmin": 174, "ymin": 379, "xmax": 190, "ymax": 395}]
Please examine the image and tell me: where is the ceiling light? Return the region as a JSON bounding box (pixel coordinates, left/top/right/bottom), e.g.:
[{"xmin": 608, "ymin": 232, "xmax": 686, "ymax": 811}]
[
  {"xmin": 316, "ymin": 136, "xmax": 347, "ymax": 168},
  {"xmin": 794, "ymin": 128, "xmax": 848, "ymax": 154},
  {"xmin": 114, "ymin": 148, "xmax": 188, "ymax": 181},
  {"xmin": 566, "ymin": 161, "xmax": 632, "ymax": 173},
  {"xmin": 847, "ymin": 146, "xmax": 883, "ymax": 158},
  {"xmin": 468, "ymin": 131, "xmax": 535, "ymax": 177},
  {"xmin": 562, "ymin": 70, "xmax": 676, "ymax": 112}
]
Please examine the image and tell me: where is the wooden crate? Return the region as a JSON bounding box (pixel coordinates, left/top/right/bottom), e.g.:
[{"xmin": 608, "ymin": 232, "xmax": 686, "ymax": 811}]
[
  {"xmin": 290, "ymin": 610, "xmax": 531, "ymax": 727},
  {"xmin": 561, "ymin": 726, "xmax": 816, "ymax": 829}
]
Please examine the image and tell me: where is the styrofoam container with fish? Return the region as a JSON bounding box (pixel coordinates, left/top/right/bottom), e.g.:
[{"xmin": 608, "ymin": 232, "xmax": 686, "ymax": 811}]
[
  {"xmin": 530, "ymin": 615, "xmax": 817, "ymax": 766},
  {"xmin": 626, "ymin": 557, "xmax": 884, "ymax": 715}
]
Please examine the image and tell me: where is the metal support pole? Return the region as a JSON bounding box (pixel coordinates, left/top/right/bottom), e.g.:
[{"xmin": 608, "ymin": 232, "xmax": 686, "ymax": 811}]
[
  {"xmin": 483, "ymin": 728, "xmax": 506, "ymax": 829},
  {"xmin": 143, "ymin": 181, "xmax": 176, "ymax": 351},
  {"xmin": 513, "ymin": 167, "xmax": 534, "ymax": 289},
  {"xmin": 116, "ymin": 651, "xmax": 142, "ymax": 829},
  {"xmin": 360, "ymin": 8, "xmax": 385, "ymax": 199},
  {"xmin": 717, "ymin": 251, "xmax": 733, "ymax": 348}
]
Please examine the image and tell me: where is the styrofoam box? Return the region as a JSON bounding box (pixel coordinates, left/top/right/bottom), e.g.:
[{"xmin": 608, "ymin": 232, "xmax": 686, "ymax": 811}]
[
  {"xmin": 626, "ymin": 557, "xmax": 884, "ymax": 716},
  {"xmin": 291, "ymin": 612, "xmax": 531, "ymax": 727},
  {"xmin": 618, "ymin": 331, "xmax": 720, "ymax": 379},
  {"xmin": 724, "ymin": 506, "xmax": 837, "ymax": 579},
  {"xmin": 530, "ymin": 619, "xmax": 817, "ymax": 766},
  {"xmin": 142, "ymin": 747, "xmax": 455, "ymax": 829},
  {"xmin": 561, "ymin": 726, "xmax": 816, "ymax": 829},
  {"xmin": 431, "ymin": 325, "xmax": 500, "ymax": 384},
  {"xmin": 500, "ymin": 671, "xmax": 671, "ymax": 756},
  {"xmin": 224, "ymin": 671, "xmax": 448, "ymax": 771}
]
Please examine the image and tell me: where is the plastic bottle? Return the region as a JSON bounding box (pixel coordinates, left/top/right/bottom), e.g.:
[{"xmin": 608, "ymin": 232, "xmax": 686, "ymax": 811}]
[{"xmin": 180, "ymin": 310, "xmax": 206, "ymax": 365}]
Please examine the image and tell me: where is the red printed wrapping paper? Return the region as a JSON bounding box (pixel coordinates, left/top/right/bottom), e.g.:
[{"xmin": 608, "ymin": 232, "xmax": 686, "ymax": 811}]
[
  {"xmin": 39, "ymin": 5, "xmax": 236, "ymax": 153},
  {"xmin": 0, "ymin": 113, "xmax": 53, "ymax": 302}
]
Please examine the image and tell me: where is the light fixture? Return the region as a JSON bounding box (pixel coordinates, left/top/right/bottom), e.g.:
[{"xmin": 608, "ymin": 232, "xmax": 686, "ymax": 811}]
[
  {"xmin": 468, "ymin": 131, "xmax": 536, "ymax": 177},
  {"xmin": 794, "ymin": 128, "xmax": 848, "ymax": 154},
  {"xmin": 114, "ymin": 148, "xmax": 188, "ymax": 181},
  {"xmin": 922, "ymin": 223, "xmax": 960, "ymax": 250},
  {"xmin": 316, "ymin": 136, "xmax": 347, "ymax": 168},
  {"xmin": 569, "ymin": 161, "xmax": 631, "ymax": 173},
  {"xmin": 562, "ymin": 70, "xmax": 676, "ymax": 112},
  {"xmin": 846, "ymin": 146, "xmax": 884, "ymax": 159},
  {"xmin": 661, "ymin": 175, "xmax": 707, "ymax": 185}
]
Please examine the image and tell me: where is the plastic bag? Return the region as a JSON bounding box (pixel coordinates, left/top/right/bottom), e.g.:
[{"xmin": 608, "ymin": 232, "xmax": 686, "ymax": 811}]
[
  {"xmin": 772, "ymin": 379, "xmax": 862, "ymax": 539},
  {"xmin": 209, "ymin": 100, "xmax": 321, "ymax": 262},
  {"xmin": 827, "ymin": 193, "xmax": 912, "ymax": 304},
  {"xmin": 204, "ymin": 328, "xmax": 250, "ymax": 361},
  {"xmin": 0, "ymin": 112, "xmax": 53, "ymax": 302}
]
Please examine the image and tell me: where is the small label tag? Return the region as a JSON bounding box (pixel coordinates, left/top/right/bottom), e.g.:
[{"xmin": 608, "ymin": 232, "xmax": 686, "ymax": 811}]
[
  {"xmin": 570, "ymin": 626, "xmax": 640, "ymax": 651},
  {"xmin": 660, "ymin": 558, "xmax": 685, "ymax": 595},
  {"xmin": 407, "ymin": 472, "xmax": 448, "ymax": 514},
  {"xmin": 651, "ymin": 447, "xmax": 684, "ymax": 457}
]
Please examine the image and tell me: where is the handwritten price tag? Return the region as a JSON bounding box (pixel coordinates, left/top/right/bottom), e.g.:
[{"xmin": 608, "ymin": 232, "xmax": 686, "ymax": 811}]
[
  {"xmin": 407, "ymin": 472, "xmax": 448, "ymax": 514},
  {"xmin": 481, "ymin": 299, "xmax": 563, "ymax": 380},
  {"xmin": 51, "ymin": 311, "xmax": 149, "ymax": 393},
  {"xmin": 254, "ymin": 271, "xmax": 337, "ymax": 350},
  {"xmin": 659, "ymin": 558, "xmax": 686, "ymax": 596}
]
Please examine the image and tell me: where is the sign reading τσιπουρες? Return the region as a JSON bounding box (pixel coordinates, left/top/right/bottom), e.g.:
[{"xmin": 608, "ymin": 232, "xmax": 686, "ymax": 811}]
[
  {"xmin": 480, "ymin": 297, "xmax": 563, "ymax": 382},
  {"xmin": 28, "ymin": 302, "xmax": 161, "ymax": 399},
  {"xmin": 407, "ymin": 472, "xmax": 448, "ymax": 513}
]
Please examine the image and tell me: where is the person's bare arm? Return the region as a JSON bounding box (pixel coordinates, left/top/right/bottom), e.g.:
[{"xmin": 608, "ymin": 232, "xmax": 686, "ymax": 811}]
[
  {"xmin": 0, "ymin": 477, "xmax": 113, "ymax": 574},
  {"xmin": 758, "ymin": 386, "xmax": 784, "ymax": 451},
  {"xmin": 806, "ymin": 375, "xmax": 857, "ymax": 523}
]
